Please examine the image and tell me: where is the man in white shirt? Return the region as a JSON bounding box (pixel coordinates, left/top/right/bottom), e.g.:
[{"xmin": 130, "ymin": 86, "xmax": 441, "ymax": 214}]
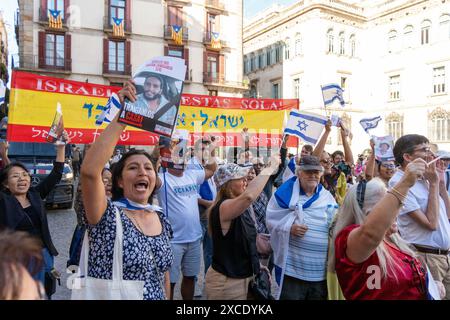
[
  {"xmin": 389, "ymin": 134, "xmax": 450, "ymax": 299},
  {"xmin": 157, "ymin": 140, "xmax": 217, "ymax": 300}
]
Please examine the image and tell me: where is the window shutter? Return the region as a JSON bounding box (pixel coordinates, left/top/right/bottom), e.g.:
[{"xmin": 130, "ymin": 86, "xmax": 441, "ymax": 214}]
[
  {"xmin": 65, "ymin": 34, "xmax": 72, "ymax": 71},
  {"xmin": 64, "ymin": 0, "xmax": 71, "ymax": 22},
  {"xmin": 164, "ymin": 46, "xmax": 168, "ymax": 56},
  {"xmin": 219, "ymin": 54, "xmax": 225, "ymax": 82},
  {"xmin": 40, "ymin": 0, "xmax": 47, "ymax": 22},
  {"xmin": 103, "ymin": 38, "xmax": 109, "ymax": 74},
  {"xmin": 38, "ymin": 31, "xmax": 46, "ymax": 68},
  {"xmin": 177, "ymin": 6, "xmax": 183, "ymax": 26},
  {"xmin": 125, "ymin": 40, "xmax": 131, "ymax": 75},
  {"xmin": 184, "ymin": 47, "xmax": 189, "ymax": 80},
  {"xmin": 203, "ymin": 51, "xmax": 208, "ymax": 81},
  {"xmin": 125, "ymin": 0, "xmax": 131, "ymax": 32}
]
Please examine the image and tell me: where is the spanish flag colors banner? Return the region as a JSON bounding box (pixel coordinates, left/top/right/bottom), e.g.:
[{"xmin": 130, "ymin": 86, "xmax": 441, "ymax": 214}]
[{"xmin": 8, "ymin": 71, "xmax": 298, "ymax": 146}]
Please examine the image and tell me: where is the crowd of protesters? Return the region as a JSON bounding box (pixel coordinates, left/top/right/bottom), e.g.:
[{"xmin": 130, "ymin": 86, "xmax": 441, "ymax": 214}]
[{"xmin": 1, "ymin": 80, "xmax": 450, "ymax": 301}]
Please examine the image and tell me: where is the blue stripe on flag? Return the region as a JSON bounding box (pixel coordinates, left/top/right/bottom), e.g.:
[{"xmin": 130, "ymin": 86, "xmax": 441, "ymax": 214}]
[
  {"xmin": 289, "ymin": 111, "xmax": 327, "ymax": 125},
  {"xmin": 284, "ymin": 128, "xmax": 319, "ymax": 144}
]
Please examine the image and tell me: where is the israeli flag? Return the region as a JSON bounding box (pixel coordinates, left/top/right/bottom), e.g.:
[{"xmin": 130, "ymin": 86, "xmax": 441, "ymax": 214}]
[
  {"xmin": 0, "ymin": 80, "xmax": 5, "ymax": 106},
  {"xmin": 321, "ymin": 83, "xmax": 345, "ymax": 107},
  {"xmin": 95, "ymin": 93, "xmax": 121, "ymax": 126},
  {"xmin": 284, "ymin": 111, "xmax": 328, "ymax": 145},
  {"xmin": 360, "ymin": 116, "xmax": 382, "ymax": 134}
]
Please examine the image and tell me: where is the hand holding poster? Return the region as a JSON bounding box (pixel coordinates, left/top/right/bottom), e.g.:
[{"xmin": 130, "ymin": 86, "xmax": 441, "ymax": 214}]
[
  {"xmin": 118, "ymin": 56, "xmax": 186, "ymax": 137},
  {"xmin": 46, "ymin": 103, "xmax": 64, "ymax": 144},
  {"xmin": 373, "ymin": 135, "xmax": 395, "ymax": 161},
  {"xmin": 159, "ymin": 129, "xmax": 189, "ymax": 169}
]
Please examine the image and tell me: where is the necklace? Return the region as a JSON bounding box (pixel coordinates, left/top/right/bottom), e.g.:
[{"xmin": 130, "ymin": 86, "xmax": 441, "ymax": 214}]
[{"xmin": 127, "ymin": 211, "xmax": 145, "ymax": 234}]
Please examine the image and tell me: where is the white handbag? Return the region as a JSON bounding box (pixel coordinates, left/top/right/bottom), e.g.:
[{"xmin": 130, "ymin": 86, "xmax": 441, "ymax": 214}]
[{"xmin": 71, "ymin": 207, "xmax": 145, "ymax": 300}]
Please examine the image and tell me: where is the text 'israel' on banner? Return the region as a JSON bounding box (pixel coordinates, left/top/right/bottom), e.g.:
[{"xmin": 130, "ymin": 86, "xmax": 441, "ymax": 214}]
[
  {"xmin": 117, "ymin": 56, "xmax": 186, "ymax": 137},
  {"xmin": 7, "ymin": 71, "xmax": 299, "ymax": 147}
]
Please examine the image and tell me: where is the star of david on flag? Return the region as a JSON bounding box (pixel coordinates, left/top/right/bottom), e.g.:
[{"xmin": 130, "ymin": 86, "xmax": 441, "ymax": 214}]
[
  {"xmin": 321, "ymin": 83, "xmax": 345, "ymax": 108},
  {"xmin": 359, "ymin": 116, "xmax": 382, "ymax": 134},
  {"xmin": 284, "ymin": 111, "xmax": 328, "ymax": 145}
]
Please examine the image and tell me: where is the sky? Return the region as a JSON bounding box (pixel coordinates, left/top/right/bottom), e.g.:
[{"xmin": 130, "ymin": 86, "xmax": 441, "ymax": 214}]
[
  {"xmin": 1, "ymin": 0, "xmax": 19, "ymax": 87},
  {"xmin": 244, "ymin": 0, "xmax": 298, "ymax": 20}
]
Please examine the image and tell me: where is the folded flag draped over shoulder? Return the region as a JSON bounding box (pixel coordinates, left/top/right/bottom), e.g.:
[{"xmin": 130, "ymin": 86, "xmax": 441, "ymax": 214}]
[
  {"xmin": 284, "ymin": 111, "xmax": 328, "ymax": 145},
  {"xmin": 359, "ymin": 116, "xmax": 382, "ymax": 134},
  {"xmin": 0, "ymin": 80, "xmax": 5, "ymax": 106},
  {"xmin": 171, "ymin": 25, "xmax": 183, "ymax": 45},
  {"xmin": 112, "ymin": 17, "xmax": 124, "ymax": 37},
  {"xmin": 95, "ymin": 93, "xmax": 121, "ymax": 126},
  {"xmin": 321, "ymin": 83, "xmax": 345, "ymax": 107}
]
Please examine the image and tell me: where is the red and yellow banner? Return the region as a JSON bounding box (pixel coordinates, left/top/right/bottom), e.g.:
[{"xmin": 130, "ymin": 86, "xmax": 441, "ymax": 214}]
[{"xmin": 8, "ymin": 71, "xmax": 299, "ymax": 146}]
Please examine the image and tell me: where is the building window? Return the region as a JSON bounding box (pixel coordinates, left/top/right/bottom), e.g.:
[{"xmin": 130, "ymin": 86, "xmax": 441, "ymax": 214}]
[
  {"xmin": 108, "ymin": 40, "xmax": 125, "ymax": 72},
  {"xmin": 285, "ymin": 38, "xmax": 290, "ymax": 59},
  {"xmin": 388, "ymin": 30, "xmax": 397, "ymax": 53},
  {"xmin": 439, "ymin": 14, "xmax": 450, "ymax": 41},
  {"xmin": 421, "ymin": 20, "xmax": 431, "ymax": 45},
  {"xmin": 45, "ymin": 33, "xmax": 65, "ymax": 67},
  {"xmin": 327, "ymin": 29, "xmax": 334, "ymax": 53},
  {"xmin": 258, "ymin": 51, "xmax": 264, "ymax": 69},
  {"xmin": 110, "ymin": 0, "xmax": 125, "ymax": 25},
  {"xmin": 293, "ymin": 78, "xmax": 300, "ymax": 99},
  {"xmin": 250, "ymin": 83, "xmax": 257, "ymax": 98},
  {"xmin": 350, "ymin": 34, "xmax": 356, "ymax": 57},
  {"xmin": 266, "ymin": 49, "xmax": 271, "ymax": 66},
  {"xmin": 206, "ymin": 52, "xmax": 219, "ymax": 81},
  {"xmin": 339, "ymin": 32, "xmax": 345, "ymax": 55},
  {"xmin": 168, "ymin": 5, "xmax": 183, "ymax": 26},
  {"xmin": 389, "ymin": 75, "xmax": 400, "ymax": 100},
  {"xmin": 295, "ymin": 35, "xmax": 302, "ymax": 56},
  {"xmin": 386, "ymin": 112, "xmax": 404, "ymax": 141},
  {"xmin": 403, "ymin": 25, "xmax": 414, "ymax": 49},
  {"xmin": 275, "ymin": 44, "xmax": 282, "ymax": 63},
  {"xmin": 207, "ymin": 13, "xmax": 218, "ymax": 33},
  {"xmin": 243, "ymin": 56, "xmax": 248, "ymax": 74},
  {"xmin": 47, "ymin": 0, "xmax": 65, "ymax": 18},
  {"xmin": 272, "ymin": 82, "xmax": 280, "ymax": 99},
  {"xmin": 433, "ymin": 66, "xmax": 446, "ymax": 94},
  {"xmin": 429, "ymin": 107, "xmax": 450, "ymax": 142}
]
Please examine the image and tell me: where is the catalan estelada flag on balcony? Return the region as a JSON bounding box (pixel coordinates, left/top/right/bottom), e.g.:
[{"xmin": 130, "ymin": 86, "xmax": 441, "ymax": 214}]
[
  {"xmin": 171, "ymin": 25, "xmax": 183, "ymax": 45},
  {"xmin": 112, "ymin": 17, "xmax": 125, "ymax": 37},
  {"xmin": 211, "ymin": 32, "xmax": 221, "ymax": 49},
  {"xmin": 48, "ymin": 9, "xmax": 62, "ymax": 29}
]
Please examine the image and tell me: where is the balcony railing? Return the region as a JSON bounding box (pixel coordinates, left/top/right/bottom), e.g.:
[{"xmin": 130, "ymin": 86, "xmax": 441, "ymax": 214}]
[
  {"xmin": 13, "ymin": 54, "xmax": 71, "ymax": 72},
  {"xmin": 103, "ymin": 16, "xmax": 132, "ymax": 34},
  {"xmin": 205, "ymin": 0, "xmax": 226, "ymax": 12},
  {"xmin": 163, "ymin": 25, "xmax": 189, "ymax": 42},
  {"xmin": 203, "ymin": 72, "xmax": 248, "ymax": 89},
  {"xmin": 203, "ymin": 32, "xmax": 228, "ymax": 49}
]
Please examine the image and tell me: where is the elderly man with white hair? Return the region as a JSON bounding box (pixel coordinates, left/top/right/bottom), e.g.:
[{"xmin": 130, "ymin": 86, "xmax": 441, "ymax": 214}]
[{"xmin": 266, "ymin": 155, "xmax": 338, "ymax": 300}]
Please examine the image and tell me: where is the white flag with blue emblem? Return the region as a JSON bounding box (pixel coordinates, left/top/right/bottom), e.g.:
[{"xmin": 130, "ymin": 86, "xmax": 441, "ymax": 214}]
[
  {"xmin": 0, "ymin": 80, "xmax": 5, "ymax": 106},
  {"xmin": 359, "ymin": 116, "xmax": 382, "ymax": 134},
  {"xmin": 95, "ymin": 93, "xmax": 121, "ymax": 126},
  {"xmin": 284, "ymin": 111, "xmax": 328, "ymax": 145},
  {"xmin": 321, "ymin": 83, "xmax": 345, "ymax": 107}
]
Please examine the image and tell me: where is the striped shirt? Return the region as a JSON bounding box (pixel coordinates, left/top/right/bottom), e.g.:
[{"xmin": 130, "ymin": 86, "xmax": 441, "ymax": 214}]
[{"xmin": 285, "ymin": 194, "xmax": 332, "ymax": 282}]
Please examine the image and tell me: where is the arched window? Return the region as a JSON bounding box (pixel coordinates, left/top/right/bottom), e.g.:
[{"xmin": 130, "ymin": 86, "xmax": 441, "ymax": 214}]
[
  {"xmin": 284, "ymin": 38, "xmax": 290, "ymax": 59},
  {"xmin": 327, "ymin": 29, "xmax": 334, "ymax": 53},
  {"xmin": 429, "ymin": 107, "xmax": 450, "ymax": 142},
  {"xmin": 350, "ymin": 34, "xmax": 356, "ymax": 57},
  {"xmin": 439, "ymin": 14, "xmax": 450, "ymax": 41},
  {"xmin": 421, "ymin": 20, "xmax": 431, "ymax": 45},
  {"xmin": 386, "ymin": 112, "xmax": 404, "ymax": 141},
  {"xmin": 403, "ymin": 25, "xmax": 414, "ymax": 49},
  {"xmin": 339, "ymin": 32, "xmax": 345, "ymax": 55},
  {"xmin": 388, "ymin": 30, "xmax": 397, "ymax": 53},
  {"xmin": 295, "ymin": 34, "xmax": 302, "ymax": 56}
]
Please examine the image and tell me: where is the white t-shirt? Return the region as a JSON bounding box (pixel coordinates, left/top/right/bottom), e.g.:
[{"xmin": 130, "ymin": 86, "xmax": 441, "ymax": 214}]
[
  {"xmin": 187, "ymin": 157, "xmax": 217, "ymax": 200},
  {"xmin": 389, "ymin": 170, "xmax": 450, "ymax": 249},
  {"xmin": 157, "ymin": 169, "xmax": 205, "ymax": 243}
]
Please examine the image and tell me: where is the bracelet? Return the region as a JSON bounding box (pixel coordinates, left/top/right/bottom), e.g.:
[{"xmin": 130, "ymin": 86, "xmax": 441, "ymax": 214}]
[
  {"xmin": 391, "ymin": 186, "xmax": 407, "ymax": 199},
  {"xmin": 386, "ymin": 190, "xmax": 404, "ymax": 206}
]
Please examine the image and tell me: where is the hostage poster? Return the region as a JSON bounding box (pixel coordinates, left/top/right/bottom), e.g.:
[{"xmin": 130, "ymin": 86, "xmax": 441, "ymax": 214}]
[{"xmin": 118, "ymin": 56, "xmax": 186, "ymax": 137}]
